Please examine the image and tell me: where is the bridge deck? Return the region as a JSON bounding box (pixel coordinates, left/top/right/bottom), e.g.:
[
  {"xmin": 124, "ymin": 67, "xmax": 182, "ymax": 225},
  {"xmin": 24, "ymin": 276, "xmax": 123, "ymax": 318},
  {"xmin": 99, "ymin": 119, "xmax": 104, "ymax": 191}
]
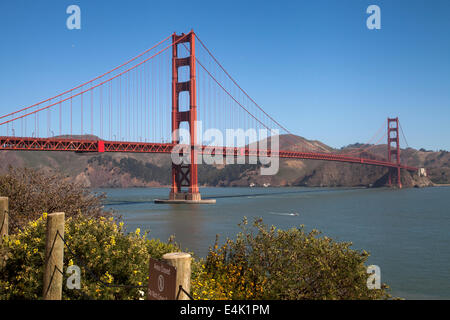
[{"xmin": 0, "ymin": 136, "xmax": 418, "ymax": 171}]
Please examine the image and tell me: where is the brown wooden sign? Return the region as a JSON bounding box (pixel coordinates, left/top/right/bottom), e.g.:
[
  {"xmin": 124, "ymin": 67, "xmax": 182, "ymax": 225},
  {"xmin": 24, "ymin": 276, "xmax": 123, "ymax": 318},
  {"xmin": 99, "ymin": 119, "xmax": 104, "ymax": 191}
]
[{"xmin": 148, "ymin": 258, "xmax": 177, "ymax": 300}]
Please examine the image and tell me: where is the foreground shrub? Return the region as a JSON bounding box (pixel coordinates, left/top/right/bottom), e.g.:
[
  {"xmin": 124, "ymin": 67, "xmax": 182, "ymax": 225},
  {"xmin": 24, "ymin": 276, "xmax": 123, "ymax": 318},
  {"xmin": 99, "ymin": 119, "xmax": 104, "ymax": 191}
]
[
  {"xmin": 1, "ymin": 213, "xmax": 391, "ymax": 300},
  {"xmin": 0, "ymin": 167, "xmax": 110, "ymax": 232},
  {"xmin": 192, "ymin": 218, "xmax": 391, "ymax": 300},
  {"xmin": 0, "ymin": 214, "xmax": 179, "ymax": 300}
]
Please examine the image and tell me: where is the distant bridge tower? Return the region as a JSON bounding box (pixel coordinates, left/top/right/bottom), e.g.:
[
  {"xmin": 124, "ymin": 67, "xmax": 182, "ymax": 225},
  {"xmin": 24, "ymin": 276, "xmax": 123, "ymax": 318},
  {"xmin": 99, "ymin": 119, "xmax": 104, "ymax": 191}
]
[
  {"xmin": 387, "ymin": 117, "xmax": 402, "ymax": 188},
  {"xmin": 169, "ymin": 31, "xmax": 201, "ymax": 201}
]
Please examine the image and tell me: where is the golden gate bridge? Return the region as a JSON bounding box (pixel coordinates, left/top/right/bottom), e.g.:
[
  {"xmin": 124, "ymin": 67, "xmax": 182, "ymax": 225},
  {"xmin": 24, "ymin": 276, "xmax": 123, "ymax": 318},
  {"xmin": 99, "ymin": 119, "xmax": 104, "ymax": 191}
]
[{"xmin": 0, "ymin": 31, "xmax": 417, "ymax": 202}]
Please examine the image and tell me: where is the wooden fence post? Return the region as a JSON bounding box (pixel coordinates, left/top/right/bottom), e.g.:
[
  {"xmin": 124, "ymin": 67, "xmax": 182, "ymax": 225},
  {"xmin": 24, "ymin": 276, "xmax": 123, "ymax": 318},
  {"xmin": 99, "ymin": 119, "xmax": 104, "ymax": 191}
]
[
  {"xmin": 43, "ymin": 212, "xmax": 65, "ymax": 300},
  {"xmin": 0, "ymin": 197, "xmax": 8, "ymax": 244},
  {"xmin": 162, "ymin": 252, "xmax": 192, "ymax": 300}
]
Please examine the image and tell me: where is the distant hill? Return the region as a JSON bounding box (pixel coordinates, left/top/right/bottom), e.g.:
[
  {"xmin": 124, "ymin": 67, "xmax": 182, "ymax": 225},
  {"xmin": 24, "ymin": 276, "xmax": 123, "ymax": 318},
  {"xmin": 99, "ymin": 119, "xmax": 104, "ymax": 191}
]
[
  {"xmin": 53, "ymin": 134, "xmax": 101, "ymax": 140},
  {"xmin": 0, "ymin": 134, "xmax": 444, "ymax": 188}
]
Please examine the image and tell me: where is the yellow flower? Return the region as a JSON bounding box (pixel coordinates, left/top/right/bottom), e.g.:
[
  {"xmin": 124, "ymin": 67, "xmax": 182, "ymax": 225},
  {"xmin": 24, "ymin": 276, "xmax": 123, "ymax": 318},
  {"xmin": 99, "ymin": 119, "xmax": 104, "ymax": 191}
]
[
  {"xmin": 68, "ymin": 259, "xmax": 74, "ymax": 266},
  {"xmin": 33, "ymin": 248, "xmax": 38, "ymax": 254},
  {"xmin": 42, "ymin": 212, "xmax": 48, "ymax": 219},
  {"xmin": 104, "ymin": 271, "xmax": 113, "ymax": 284},
  {"xmin": 135, "ymin": 228, "xmax": 140, "ymax": 235},
  {"xmin": 14, "ymin": 239, "xmax": 20, "ymax": 245}
]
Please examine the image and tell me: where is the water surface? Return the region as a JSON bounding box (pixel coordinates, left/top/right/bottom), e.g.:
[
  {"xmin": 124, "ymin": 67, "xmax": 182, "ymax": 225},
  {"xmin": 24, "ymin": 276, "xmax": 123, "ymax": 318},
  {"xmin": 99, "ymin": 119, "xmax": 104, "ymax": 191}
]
[{"xmin": 97, "ymin": 186, "xmax": 450, "ymax": 299}]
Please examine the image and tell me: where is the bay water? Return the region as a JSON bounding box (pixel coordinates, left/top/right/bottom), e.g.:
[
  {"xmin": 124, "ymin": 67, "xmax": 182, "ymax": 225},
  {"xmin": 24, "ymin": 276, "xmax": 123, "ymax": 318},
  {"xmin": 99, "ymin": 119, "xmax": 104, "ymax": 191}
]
[{"xmin": 97, "ymin": 186, "xmax": 450, "ymax": 299}]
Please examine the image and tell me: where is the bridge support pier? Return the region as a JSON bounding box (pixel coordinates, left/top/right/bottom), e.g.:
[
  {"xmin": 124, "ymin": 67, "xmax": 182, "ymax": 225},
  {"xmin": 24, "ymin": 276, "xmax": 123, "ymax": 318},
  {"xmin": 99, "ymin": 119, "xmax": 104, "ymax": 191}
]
[
  {"xmin": 388, "ymin": 167, "xmax": 402, "ymax": 189},
  {"xmin": 169, "ymin": 191, "xmax": 201, "ymax": 201}
]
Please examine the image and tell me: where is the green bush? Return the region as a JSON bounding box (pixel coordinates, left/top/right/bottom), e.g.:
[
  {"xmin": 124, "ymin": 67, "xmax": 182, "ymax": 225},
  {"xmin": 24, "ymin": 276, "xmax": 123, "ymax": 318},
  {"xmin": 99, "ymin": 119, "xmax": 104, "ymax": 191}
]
[
  {"xmin": 192, "ymin": 218, "xmax": 391, "ymax": 300},
  {"xmin": 1, "ymin": 214, "xmax": 392, "ymax": 300},
  {"xmin": 0, "ymin": 167, "xmax": 111, "ymax": 232},
  {"xmin": 0, "ymin": 214, "xmax": 179, "ymax": 300}
]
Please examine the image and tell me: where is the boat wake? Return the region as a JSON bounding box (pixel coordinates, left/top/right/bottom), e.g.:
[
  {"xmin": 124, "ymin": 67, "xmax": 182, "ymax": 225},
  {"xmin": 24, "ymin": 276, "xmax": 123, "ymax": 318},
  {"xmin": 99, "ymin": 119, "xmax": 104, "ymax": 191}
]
[{"xmin": 269, "ymin": 212, "xmax": 299, "ymax": 216}]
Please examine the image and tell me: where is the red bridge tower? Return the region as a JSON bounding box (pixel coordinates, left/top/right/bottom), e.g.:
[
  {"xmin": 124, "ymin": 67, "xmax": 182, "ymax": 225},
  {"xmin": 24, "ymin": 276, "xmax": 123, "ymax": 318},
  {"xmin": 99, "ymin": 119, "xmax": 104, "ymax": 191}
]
[
  {"xmin": 387, "ymin": 117, "xmax": 402, "ymax": 188},
  {"xmin": 169, "ymin": 31, "xmax": 201, "ymax": 201}
]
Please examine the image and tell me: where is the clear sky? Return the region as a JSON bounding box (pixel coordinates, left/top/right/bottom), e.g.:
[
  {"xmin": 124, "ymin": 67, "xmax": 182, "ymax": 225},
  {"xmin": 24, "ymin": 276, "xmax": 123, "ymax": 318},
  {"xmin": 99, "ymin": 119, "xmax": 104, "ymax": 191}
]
[{"xmin": 0, "ymin": 0, "xmax": 449, "ymax": 150}]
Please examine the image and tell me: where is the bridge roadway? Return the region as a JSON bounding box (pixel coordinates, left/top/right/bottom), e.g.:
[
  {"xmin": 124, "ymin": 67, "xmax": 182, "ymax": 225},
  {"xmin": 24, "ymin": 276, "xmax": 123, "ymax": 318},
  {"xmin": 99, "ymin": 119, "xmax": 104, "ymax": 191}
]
[{"xmin": 0, "ymin": 136, "xmax": 418, "ymax": 171}]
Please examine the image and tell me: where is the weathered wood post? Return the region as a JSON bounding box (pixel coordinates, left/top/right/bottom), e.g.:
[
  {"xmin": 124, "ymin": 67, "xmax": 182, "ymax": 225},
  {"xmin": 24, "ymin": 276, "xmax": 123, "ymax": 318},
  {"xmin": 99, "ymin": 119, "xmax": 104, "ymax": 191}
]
[
  {"xmin": 0, "ymin": 197, "xmax": 8, "ymax": 244},
  {"xmin": 0, "ymin": 197, "xmax": 8, "ymax": 267},
  {"xmin": 43, "ymin": 212, "xmax": 65, "ymax": 300},
  {"xmin": 162, "ymin": 252, "xmax": 192, "ymax": 300}
]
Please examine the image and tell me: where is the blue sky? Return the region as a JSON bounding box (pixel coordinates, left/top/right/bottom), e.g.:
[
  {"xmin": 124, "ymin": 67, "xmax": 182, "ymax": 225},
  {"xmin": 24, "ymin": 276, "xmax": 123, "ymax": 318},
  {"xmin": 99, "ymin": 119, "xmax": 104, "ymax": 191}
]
[{"xmin": 0, "ymin": 0, "xmax": 449, "ymax": 150}]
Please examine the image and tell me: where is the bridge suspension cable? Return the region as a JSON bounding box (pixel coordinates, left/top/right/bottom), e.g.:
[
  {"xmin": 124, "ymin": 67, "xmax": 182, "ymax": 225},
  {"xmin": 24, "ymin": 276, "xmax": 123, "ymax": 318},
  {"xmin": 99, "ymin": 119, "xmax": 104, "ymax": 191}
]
[
  {"xmin": 194, "ymin": 34, "xmax": 294, "ymax": 137},
  {"xmin": 0, "ymin": 34, "xmax": 192, "ymax": 143},
  {"xmin": 188, "ymin": 35, "xmax": 320, "ymax": 152},
  {"xmin": 398, "ymin": 120, "xmax": 410, "ymax": 149},
  {"xmin": 0, "ymin": 34, "xmax": 173, "ymax": 121}
]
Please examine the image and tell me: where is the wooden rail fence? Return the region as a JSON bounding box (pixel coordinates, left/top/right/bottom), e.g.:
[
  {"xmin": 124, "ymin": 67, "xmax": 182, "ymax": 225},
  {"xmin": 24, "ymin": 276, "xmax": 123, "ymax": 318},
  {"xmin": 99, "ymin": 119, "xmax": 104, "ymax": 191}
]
[{"xmin": 0, "ymin": 196, "xmax": 192, "ymax": 300}]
